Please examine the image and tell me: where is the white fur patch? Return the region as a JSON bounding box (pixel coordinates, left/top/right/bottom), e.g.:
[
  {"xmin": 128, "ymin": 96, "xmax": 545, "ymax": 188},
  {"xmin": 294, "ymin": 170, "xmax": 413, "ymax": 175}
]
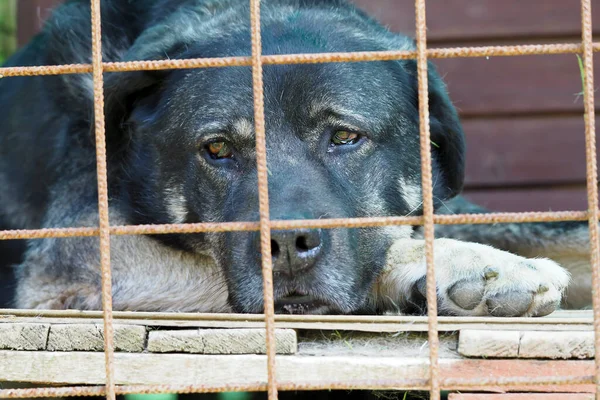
[
  {"xmin": 233, "ymin": 118, "xmax": 254, "ymax": 140},
  {"xmin": 381, "ymin": 226, "xmax": 413, "ymax": 241},
  {"xmin": 164, "ymin": 186, "xmax": 188, "ymax": 224},
  {"xmin": 398, "ymin": 176, "xmax": 422, "ymax": 212}
]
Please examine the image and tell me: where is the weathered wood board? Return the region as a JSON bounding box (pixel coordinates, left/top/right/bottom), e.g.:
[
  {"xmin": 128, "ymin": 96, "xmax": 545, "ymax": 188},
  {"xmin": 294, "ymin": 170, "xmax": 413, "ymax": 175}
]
[
  {"xmin": 0, "ymin": 351, "xmax": 594, "ymax": 393},
  {"xmin": 46, "ymin": 324, "xmax": 146, "ymax": 352},
  {"xmin": 147, "ymin": 329, "xmax": 297, "ymax": 355},
  {"xmin": 448, "ymin": 394, "xmax": 595, "ymax": 400},
  {"xmin": 0, "ymin": 312, "xmax": 595, "ymax": 394},
  {"xmin": 458, "ymin": 330, "xmax": 520, "ymax": 358},
  {"xmin": 0, "ymin": 309, "xmax": 593, "ymax": 332},
  {"xmin": 458, "ymin": 330, "xmax": 595, "ymax": 359},
  {"xmin": 0, "ymin": 323, "xmax": 297, "ymax": 355},
  {"xmin": 0, "ymin": 323, "xmax": 49, "ymax": 351}
]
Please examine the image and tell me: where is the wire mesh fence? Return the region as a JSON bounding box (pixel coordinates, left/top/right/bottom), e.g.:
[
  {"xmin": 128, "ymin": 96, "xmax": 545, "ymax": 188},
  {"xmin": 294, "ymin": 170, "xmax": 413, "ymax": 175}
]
[{"xmin": 0, "ymin": 0, "xmax": 597, "ymax": 399}]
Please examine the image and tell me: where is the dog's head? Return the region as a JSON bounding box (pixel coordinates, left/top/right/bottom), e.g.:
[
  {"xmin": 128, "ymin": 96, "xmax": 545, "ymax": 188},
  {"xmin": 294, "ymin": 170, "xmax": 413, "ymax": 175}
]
[{"xmin": 88, "ymin": 1, "xmax": 465, "ymax": 314}]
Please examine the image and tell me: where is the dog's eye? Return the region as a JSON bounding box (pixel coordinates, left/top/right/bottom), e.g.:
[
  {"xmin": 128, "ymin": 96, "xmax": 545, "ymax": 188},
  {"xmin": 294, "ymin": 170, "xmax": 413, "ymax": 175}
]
[
  {"xmin": 331, "ymin": 130, "xmax": 360, "ymax": 146},
  {"xmin": 206, "ymin": 141, "xmax": 233, "ymax": 159}
]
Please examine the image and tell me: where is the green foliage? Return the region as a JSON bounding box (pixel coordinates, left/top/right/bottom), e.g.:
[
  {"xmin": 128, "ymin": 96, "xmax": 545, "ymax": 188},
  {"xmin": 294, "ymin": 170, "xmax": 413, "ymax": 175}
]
[
  {"xmin": 575, "ymin": 54, "xmax": 586, "ymax": 100},
  {"xmin": 124, "ymin": 393, "xmax": 252, "ymax": 400},
  {"xmin": 0, "ymin": 0, "xmax": 16, "ymax": 65},
  {"xmin": 126, "ymin": 395, "xmax": 178, "ymax": 400}
]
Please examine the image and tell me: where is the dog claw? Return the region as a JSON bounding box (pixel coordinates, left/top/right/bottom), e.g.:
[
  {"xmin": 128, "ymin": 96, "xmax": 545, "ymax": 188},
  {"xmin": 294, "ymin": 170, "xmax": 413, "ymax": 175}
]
[{"xmin": 484, "ymin": 266, "xmax": 499, "ymax": 280}]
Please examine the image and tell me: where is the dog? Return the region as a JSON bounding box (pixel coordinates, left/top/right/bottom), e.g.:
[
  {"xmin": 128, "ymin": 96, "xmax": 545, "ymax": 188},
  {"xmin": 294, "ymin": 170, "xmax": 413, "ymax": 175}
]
[{"xmin": 0, "ymin": 0, "xmax": 588, "ymax": 316}]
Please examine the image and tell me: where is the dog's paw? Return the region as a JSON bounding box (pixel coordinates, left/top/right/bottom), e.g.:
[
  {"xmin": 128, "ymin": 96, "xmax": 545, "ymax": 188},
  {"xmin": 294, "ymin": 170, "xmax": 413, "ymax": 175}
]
[
  {"xmin": 379, "ymin": 238, "xmax": 570, "ymax": 317},
  {"xmin": 422, "ymin": 256, "xmax": 569, "ymax": 317}
]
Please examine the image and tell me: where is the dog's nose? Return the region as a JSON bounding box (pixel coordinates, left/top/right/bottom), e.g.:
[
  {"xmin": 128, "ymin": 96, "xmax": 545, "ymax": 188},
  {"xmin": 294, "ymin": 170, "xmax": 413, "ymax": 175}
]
[{"xmin": 270, "ymin": 229, "xmax": 322, "ymax": 276}]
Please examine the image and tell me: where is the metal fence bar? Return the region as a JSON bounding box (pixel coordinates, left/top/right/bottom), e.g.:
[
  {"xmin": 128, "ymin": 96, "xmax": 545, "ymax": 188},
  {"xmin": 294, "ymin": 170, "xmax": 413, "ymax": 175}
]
[
  {"xmin": 414, "ymin": 0, "xmax": 440, "ymax": 399},
  {"xmin": 1, "ymin": 375, "xmax": 596, "ymax": 399},
  {"xmin": 579, "ymin": 0, "xmax": 600, "ymax": 398},
  {"xmin": 248, "ymin": 1, "xmax": 278, "ymax": 399},
  {"xmin": 0, "ymin": 210, "xmax": 591, "ymax": 241},
  {"xmin": 2, "ymin": 43, "xmax": 600, "ymax": 78},
  {"xmin": 89, "ymin": 1, "xmax": 116, "ymax": 399}
]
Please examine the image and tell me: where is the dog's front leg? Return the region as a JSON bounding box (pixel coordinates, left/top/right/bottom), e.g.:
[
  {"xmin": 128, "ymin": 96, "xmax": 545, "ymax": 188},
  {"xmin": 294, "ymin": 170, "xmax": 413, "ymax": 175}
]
[{"xmin": 373, "ymin": 238, "xmax": 570, "ymax": 316}]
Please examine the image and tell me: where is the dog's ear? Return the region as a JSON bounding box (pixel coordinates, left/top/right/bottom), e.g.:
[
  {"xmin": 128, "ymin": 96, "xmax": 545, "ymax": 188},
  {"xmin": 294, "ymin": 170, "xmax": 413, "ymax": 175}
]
[
  {"xmin": 428, "ymin": 62, "xmax": 466, "ymax": 200},
  {"xmin": 404, "ymin": 59, "xmax": 466, "ymax": 201},
  {"xmin": 101, "ymin": 24, "xmax": 196, "ymax": 154},
  {"xmin": 103, "ymin": 69, "xmax": 169, "ymax": 138},
  {"xmin": 41, "ymin": 0, "xmax": 151, "ymax": 123}
]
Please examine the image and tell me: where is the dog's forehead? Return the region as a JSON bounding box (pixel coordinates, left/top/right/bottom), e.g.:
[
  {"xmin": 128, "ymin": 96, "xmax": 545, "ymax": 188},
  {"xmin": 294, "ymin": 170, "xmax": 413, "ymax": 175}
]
[
  {"xmin": 169, "ymin": 59, "xmax": 404, "ymax": 135},
  {"xmin": 153, "ymin": 3, "xmax": 418, "ymax": 133}
]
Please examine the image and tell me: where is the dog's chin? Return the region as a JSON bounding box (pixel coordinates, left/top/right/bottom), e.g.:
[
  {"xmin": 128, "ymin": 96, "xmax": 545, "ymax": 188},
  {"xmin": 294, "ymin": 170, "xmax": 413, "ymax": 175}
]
[
  {"xmin": 274, "ymin": 294, "xmax": 336, "ymax": 315},
  {"xmin": 230, "ymin": 291, "xmax": 354, "ymax": 315},
  {"xmin": 227, "ymin": 268, "xmax": 370, "ymax": 315}
]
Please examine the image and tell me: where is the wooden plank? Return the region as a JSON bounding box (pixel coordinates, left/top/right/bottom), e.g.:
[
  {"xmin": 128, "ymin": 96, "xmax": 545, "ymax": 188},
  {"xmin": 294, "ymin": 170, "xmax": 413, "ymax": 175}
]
[
  {"xmin": 11, "ymin": 317, "xmax": 592, "ymax": 333},
  {"xmin": 46, "ymin": 324, "xmax": 146, "ymax": 352},
  {"xmin": 352, "ymin": 0, "xmax": 600, "ymax": 42},
  {"xmin": 147, "ymin": 328, "xmax": 297, "ymax": 355},
  {"xmin": 0, "ymin": 323, "xmax": 49, "ymax": 351},
  {"xmin": 16, "ymin": 0, "xmax": 61, "ymax": 46},
  {"xmin": 0, "ymin": 311, "xmax": 593, "ymax": 332},
  {"xmin": 434, "ymin": 54, "xmax": 600, "ymax": 115},
  {"xmin": 0, "ymin": 351, "xmax": 593, "ymax": 392},
  {"xmin": 519, "ymin": 331, "xmax": 594, "ymax": 359},
  {"xmin": 458, "ymin": 330, "xmax": 594, "ymax": 359},
  {"xmin": 463, "ymin": 187, "xmax": 587, "ymax": 213},
  {"xmin": 2, "ymin": 317, "xmax": 592, "ymax": 333},
  {"xmin": 443, "ymin": 359, "xmax": 594, "ymax": 393},
  {"xmin": 0, "ymin": 308, "xmax": 589, "ymax": 320},
  {"xmin": 449, "ymin": 394, "xmax": 594, "ymax": 400},
  {"xmin": 0, "ymin": 351, "xmax": 431, "ymax": 387},
  {"xmin": 463, "ymin": 116, "xmax": 597, "ymax": 187},
  {"xmin": 458, "ymin": 330, "xmax": 520, "ymax": 358}
]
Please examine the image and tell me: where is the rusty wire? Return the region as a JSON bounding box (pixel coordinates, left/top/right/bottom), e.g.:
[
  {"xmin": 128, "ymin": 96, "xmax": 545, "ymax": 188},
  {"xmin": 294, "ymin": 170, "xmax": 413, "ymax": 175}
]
[
  {"xmin": 580, "ymin": 0, "xmax": 600, "ymax": 398},
  {"xmin": 89, "ymin": 0, "xmax": 117, "ymax": 399},
  {"xmin": 0, "ymin": 211, "xmax": 592, "ymax": 241},
  {"xmin": 0, "ymin": 0, "xmax": 598, "ymax": 399},
  {"xmin": 413, "ymin": 0, "xmax": 439, "ymax": 399},
  {"xmin": 249, "ymin": 0, "xmax": 278, "ymax": 399},
  {"xmin": 2, "ymin": 43, "xmax": 600, "ymax": 78},
  {"xmin": 0, "ymin": 375, "xmax": 596, "ymax": 399}
]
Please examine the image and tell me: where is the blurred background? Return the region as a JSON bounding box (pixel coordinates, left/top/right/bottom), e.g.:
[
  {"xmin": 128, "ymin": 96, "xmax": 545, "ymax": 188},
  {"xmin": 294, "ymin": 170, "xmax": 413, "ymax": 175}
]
[{"xmin": 2, "ymin": 0, "xmax": 599, "ymax": 214}]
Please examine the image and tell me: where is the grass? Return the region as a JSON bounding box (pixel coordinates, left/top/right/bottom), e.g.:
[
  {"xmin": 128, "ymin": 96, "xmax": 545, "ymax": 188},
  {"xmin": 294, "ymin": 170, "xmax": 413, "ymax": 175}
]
[
  {"xmin": 332, "ymin": 330, "xmax": 354, "ymax": 349},
  {"xmin": 575, "ymin": 54, "xmax": 586, "ymax": 101}
]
